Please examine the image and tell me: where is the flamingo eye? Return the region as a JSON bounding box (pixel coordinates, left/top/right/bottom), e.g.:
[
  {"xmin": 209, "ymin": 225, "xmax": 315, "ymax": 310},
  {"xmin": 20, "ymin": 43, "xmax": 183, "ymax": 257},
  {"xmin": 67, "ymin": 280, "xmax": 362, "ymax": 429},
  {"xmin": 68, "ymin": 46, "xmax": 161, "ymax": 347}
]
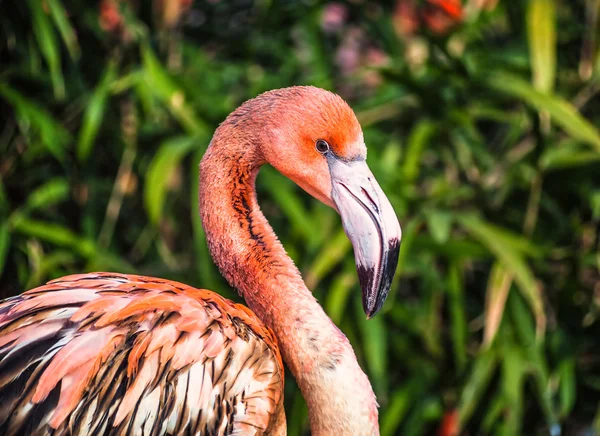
[{"xmin": 315, "ymin": 140, "xmax": 330, "ymax": 154}]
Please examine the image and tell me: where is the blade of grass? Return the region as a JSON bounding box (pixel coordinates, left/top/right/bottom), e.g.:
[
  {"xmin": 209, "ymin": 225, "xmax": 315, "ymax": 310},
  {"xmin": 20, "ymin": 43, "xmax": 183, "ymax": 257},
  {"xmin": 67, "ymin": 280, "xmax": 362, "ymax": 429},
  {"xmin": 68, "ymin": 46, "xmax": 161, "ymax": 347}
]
[
  {"xmin": 28, "ymin": 0, "xmax": 65, "ymax": 99},
  {"xmin": 46, "ymin": 0, "xmax": 80, "ymax": 60},
  {"xmin": 458, "ymin": 348, "xmax": 497, "ymax": 430},
  {"xmin": 447, "ymin": 260, "xmax": 467, "ymax": 372},
  {"xmin": 356, "ymin": 298, "xmax": 387, "ymax": 398},
  {"xmin": 501, "ymin": 340, "xmax": 526, "ymax": 434},
  {"xmin": 482, "ymin": 395, "xmax": 506, "ymax": 432},
  {"xmin": 487, "ymin": 72, "xmax": 600, "ymax": 151},
  {"xmin": 381, "ymin": 378, "xmax": 424, "ymax": 436},
  {"xmin": 540, "ymin": 146, "xmax": 600, "ymax": 170},
  {"xmin": 304, "ymin": 228, "xmax": 351, "ymax": 289},
  {"xmin": 557, "ymin": 358, "xmax": 576, "ymax": 418},
  {"xmin": 287, "ymin": 389, "xmax": 309, "ymax": 436},
  {"xmin": 77, "ymin": 60, "xmax": 118, "ymax": 162},
  {"xmin": 86, "ymin": 251, "xmax": 136, "ymax": 274},
  {"xmin": 483, "ymin": 263, "xmax": 513, "ymax": 347},
  {"xmin": 141, "ymin": 45, "xmax": 209, "ymax": 135},
  {"xmin": 458, "ymin": 213, "xmax": 546, "ymax": 339},
  {"xmin": 260, "ymin": 167, "xmax": 321, "ymax": 247},
  {"xmin": 424, "ymin": 209, "xmax": 452, "ymax": 244},
  {"xmin": 25, "ymin": 249, "xmax": 76, "ymax": 288},
  {"xmin": 0, "ymin": 84, "xmax": 70, "ymax": 161},
  {"xmin": 23, "ymin": 177, "xmax": 70, "ymax": 212},
  {"xmin": 508, "ymin": 292, "xmax": 558, "ymax": 429},
  {"xmin": 145, "ymin": 135, "xmax": 200, "ymax": 226},
  {"xmin": 402, "ymin": 120, "xmax": 436, "ymax": 183},
  {"xmin": 11, "ymin": 217, "xmax": 95, "ymax": 257},
  {"xmin": 527, "ymin": 0, "xmax": 556, "ymax": 94},
  {"xmin": 325, "ymin": 270, "xmax": 355, "ymax": 324}
]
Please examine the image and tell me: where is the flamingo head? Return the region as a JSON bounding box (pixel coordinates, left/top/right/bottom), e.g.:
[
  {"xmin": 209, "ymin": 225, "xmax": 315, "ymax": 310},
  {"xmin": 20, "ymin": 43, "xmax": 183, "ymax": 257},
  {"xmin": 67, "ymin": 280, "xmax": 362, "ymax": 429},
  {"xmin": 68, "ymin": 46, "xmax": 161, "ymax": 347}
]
[{"xmin": 252, "ymin": 86, "xmax": 402, "ymax": 318}]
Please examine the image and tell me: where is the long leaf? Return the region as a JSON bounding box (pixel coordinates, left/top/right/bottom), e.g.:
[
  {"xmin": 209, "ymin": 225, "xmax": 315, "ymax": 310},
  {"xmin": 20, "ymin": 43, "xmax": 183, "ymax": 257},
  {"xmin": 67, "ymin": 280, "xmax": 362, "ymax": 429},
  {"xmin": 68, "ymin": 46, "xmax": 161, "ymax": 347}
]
[
  {"xmin": 483, "ymin": 263, "xmax": 512, "ymax": 346},
  {"xmin": 458, "ymin": 213, "xmax": 546, "ymax": 339},
  {"xmin": 77, "ymin": 61, "xmax": 118, "ymax": 162},
  {"xmin": 11, "ymin": 217, "xmax": 95, "ymax": 257},
  {"xmin": 260, "ymin": 167, "xmax": 321, "ymax": 247},
  {"xmin": 24, "ymin": 177, "xmax": 70, "ymax": 211},
  {"xmin": 356, "ymin": 299, "xmax": 387, "ymax": 398},
  {"xmin": 28, "ymin": 0, "xmax": 64, "ymax": 99},
  {"xmin": 501, "ymin": 341, "xmax": 525, "ymax": 434},
  {"xmin": 46, "ymin": 0, "xmax": 80, "ymax": 60},
  {"xmin": 402, "ymin": 120, "xmax": 436, "ymax": 183},
  {"xmin": 487, "ymin": 72, "xmax": 600, "ymax": 151},
  {"xmin": 144, "ymin": 136, "xmax": 200, "ymax": 226},
  {"xmin": 527, "ymin": 0, "xmax": 556, "ymax": 93},
  {"xmin": 458, "ymin": 349, "xmax": 497, "ymax": 429},
  {"xmin": 141, "ymin": 46, "xmax": 209, "ymax": 135},
  {"xmin": 447, "ymin": 260, "xmax": 467, "ymax": 372},
  {"xmin": 0, "ymin": 84, "xmax": 70, "ymax": 161}
]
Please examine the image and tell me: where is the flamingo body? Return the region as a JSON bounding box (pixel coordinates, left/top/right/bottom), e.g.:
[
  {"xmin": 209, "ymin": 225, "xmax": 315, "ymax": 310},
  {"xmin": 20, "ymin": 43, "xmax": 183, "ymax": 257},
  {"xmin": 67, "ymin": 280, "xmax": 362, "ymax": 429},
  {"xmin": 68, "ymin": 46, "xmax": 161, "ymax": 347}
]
[
  {"xmin": 0, "ymin": 86, "xmax": 402, "ymax": 435},
  {"xmin": 0, "ymin": 272, "xmax": 284, "ymax": 436}
]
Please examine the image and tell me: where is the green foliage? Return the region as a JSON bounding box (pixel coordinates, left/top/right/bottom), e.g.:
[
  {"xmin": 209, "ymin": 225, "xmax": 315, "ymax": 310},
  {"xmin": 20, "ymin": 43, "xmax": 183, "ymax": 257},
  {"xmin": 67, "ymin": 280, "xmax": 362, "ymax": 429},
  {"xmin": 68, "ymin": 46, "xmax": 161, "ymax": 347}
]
[{"xmin": 1, "ymin": 0, "xmax": 599, "ymax": 434}]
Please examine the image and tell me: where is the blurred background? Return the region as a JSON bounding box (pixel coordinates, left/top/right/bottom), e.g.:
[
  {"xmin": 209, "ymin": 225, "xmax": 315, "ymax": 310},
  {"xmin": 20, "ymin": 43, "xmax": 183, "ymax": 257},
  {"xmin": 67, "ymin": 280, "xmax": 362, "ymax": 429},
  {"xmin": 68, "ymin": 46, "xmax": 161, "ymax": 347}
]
[{"xmin": 1, "ymin": 0, "xmax": 599, "ymax": 434}]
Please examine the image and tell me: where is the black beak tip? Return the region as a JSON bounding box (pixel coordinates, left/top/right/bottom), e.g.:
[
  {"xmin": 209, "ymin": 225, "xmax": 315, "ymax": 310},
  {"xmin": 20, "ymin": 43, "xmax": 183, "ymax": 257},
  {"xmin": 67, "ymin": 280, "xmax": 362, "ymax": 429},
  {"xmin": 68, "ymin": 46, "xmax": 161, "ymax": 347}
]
[
  {"xmin": 364, "ymin": 303, "xmax": 381, "ymax": 320},
  {"xmin": 362, "ymin": 288, "xmax": 387, "ymax": 319},
  {"xmin": 359, "ymin": 238, "xmax": 401, "ymax": 320}
]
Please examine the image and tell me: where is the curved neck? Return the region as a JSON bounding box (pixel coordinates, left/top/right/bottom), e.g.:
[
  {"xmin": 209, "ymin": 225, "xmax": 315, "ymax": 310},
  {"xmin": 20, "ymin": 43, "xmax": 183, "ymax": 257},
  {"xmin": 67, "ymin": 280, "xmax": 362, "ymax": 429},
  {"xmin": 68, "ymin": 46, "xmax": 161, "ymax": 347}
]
[{"xmin": 199, "ymin": 131, "xmax": 379, "ymax": 435}]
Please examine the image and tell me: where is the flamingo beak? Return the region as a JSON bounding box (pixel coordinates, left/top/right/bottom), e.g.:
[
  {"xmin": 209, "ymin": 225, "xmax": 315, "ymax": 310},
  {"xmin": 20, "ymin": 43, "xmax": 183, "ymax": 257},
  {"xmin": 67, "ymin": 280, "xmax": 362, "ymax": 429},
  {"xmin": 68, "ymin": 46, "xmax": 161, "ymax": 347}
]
[{"xmin": 329, "ymin": 158, "xmax": 401, "ymax": 318}]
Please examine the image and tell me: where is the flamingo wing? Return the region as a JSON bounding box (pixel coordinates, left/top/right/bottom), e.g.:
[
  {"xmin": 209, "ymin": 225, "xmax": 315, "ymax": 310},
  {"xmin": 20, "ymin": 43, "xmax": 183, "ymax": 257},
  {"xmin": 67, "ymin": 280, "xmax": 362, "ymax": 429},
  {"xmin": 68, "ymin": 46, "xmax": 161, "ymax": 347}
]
[{"xmin": 0, "ymin": 273, "xmax": 284, "ymax": 436}]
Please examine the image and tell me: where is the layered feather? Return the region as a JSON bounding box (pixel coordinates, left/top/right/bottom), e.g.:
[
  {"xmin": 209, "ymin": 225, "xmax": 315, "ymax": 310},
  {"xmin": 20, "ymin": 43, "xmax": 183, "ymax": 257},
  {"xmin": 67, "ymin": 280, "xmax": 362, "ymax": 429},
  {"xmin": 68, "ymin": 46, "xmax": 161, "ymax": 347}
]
[{"xmin": 0, "ymin": 273, "xmax": 284, "ymax": 436}]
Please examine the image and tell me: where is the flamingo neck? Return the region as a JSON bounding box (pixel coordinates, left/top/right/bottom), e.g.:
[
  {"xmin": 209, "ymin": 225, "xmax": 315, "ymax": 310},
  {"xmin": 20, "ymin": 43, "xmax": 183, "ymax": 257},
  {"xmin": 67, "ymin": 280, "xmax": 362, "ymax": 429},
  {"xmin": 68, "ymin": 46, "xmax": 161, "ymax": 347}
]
[{"xmin": 199, "ymin": 135, "xmax": 379, "ymax": 435}]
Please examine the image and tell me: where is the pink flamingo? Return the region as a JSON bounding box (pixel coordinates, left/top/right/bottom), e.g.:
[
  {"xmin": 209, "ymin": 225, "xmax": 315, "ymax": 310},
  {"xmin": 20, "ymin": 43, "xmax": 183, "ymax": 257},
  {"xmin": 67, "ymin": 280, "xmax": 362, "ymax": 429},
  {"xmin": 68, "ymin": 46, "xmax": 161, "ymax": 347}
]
[{"xmin": 0, "ymin": 86, "xmax": 401, "ymax": 435}]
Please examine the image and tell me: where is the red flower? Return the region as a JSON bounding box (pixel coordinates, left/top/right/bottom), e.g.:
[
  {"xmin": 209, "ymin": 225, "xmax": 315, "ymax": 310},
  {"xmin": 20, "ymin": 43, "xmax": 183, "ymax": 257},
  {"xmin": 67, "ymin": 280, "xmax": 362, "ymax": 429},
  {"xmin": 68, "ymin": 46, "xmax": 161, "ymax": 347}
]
[{"xmin": 394, "ymin": 0, "xmax": 464, "ymax": 37}]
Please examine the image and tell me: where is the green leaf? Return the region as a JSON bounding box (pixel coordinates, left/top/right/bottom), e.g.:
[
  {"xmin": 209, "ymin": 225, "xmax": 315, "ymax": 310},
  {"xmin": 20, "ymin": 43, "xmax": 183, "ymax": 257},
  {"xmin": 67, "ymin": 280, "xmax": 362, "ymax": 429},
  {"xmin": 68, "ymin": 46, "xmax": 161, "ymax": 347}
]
[
  {"xmin": 527, "ymin": 0, "xmax": 556, "ymax": 93},
  {"xmin": 325, "ymin": 271, "xmax": 355, "ymax": 324},
  {"xmin": 557, "ymin": 358, "xmax": 576, "ymax": 418},
  {"xmin": 458, "ymin": 349, "xmax": 497, "ymax": 429},
  {"xmin": 145, "ymin": 136, "xmax": 201, "ymax": 226},
  {"xmin": 356, "ymin": 299, "xmax": 387, "ymax": 397},
  {"xmin": 25, "ymin": 249, "xmax": 76, "ymax": 288},
  {"xmin": 86, "ymin": 251, "xmax": 136, "ymax": 274},
  {"xmin": 458, "ymin": 214, "xmax": 546, "ymax": 339},
  {"xmin": 592, "ymin": 191, "xmax": 600, "ymax": 221},
  {"xmin": 141, "ymin": 46, "xmax": 209, "ymax": 135},
  {"xmin": 28, "ymin": 0, "xmax": 64, "ymax": 99},
  {"xmin": 287, "ymin": 390, "xmax": 309, "ymax": 436},
  {"xmin": 0, "ymin": 84, "xmax": 71, "ymax": 161},
  {"xmin": 304, "ymin": 229, "xmax": 351, "ymax": 289},
  {"xmin": 402, "ymin": 120, "xmax": 436, "ymax": 183},
  {"xmin": 540, "ymin": 146, "xmax": 600, "ymax": 170},
  {"xmin": 501, "ymin": 342, "xmax": 525, "ymax": 434},
  {"xmin": 482, "ymin": 395, "xmax": 507, "ymax": 432},
  {"xmin": 77, "ymin": 61, "xmax": 118, "ymax": 162},
  {"xmin": 24, "ymin": 177, "xmax": 70, "ymax": 211},
  {"xmin": 508, "ymin": 292, "xmax": 557, "ymax": 428},
  {"xmin": 11, "ymin": 217, "xmax": 95, "ymax": 257},
  {"xmin": 381, "ymin": 379, "xmax": 423, "ymax": 436},
  {"xmin": 424, "ymin": 209, "xmax": 452, "ymax": 244},
  {"xmin": 260, "ymin": 167, "xmax": 321, "ymax": 247},
  {"xmin": 447, "ymin": 261, "xmax": 467, "ymax": 372},
  {"xmin": 46, "ymin": 0, "xmax": 80, "ymax": 60},
  {"xmin": 487, "ymin": 72, "xmax": 600, "ymax": 151},
  {"xmin": 483, "ymin": 263, "xmax": 512, "ymax": 346}
]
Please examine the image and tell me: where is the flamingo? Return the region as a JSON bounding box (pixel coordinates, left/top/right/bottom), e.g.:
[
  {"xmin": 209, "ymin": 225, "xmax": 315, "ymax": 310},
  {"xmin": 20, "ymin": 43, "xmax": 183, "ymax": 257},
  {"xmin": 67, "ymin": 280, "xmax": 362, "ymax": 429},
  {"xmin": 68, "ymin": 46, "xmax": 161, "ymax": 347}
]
[{"xmin": 0, "ymin": 86, "xmax": 401, "ymax": 435}]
